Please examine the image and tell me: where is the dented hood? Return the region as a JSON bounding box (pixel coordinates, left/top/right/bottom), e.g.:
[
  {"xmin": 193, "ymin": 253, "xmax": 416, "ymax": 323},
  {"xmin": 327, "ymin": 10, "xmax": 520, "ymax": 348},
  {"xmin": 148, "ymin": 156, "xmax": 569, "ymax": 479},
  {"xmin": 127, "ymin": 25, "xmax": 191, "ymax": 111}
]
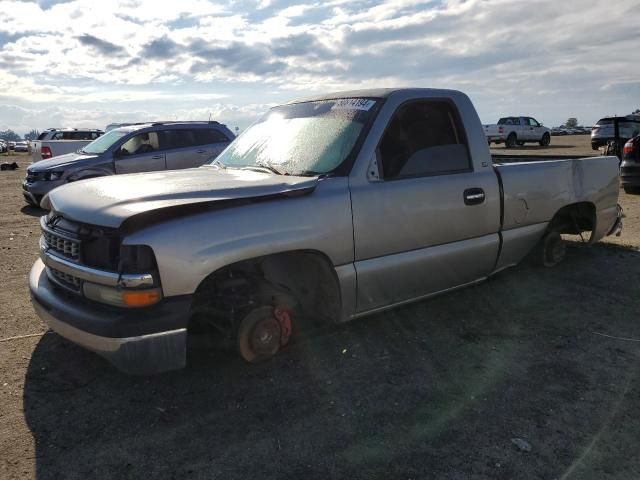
[{"xmin": 44, "ymin": 166, "xmax": 319, "ymax": 229}]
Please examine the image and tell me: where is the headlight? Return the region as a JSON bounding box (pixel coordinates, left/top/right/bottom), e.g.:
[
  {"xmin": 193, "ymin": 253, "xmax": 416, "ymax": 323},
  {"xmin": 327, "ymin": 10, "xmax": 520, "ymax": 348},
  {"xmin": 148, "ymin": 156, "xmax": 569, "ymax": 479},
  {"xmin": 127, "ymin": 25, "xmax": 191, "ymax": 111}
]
[
  {"xmin": 44, "ymin": 171, "xmax": 63, "ymax": 181},
  {"xmin": 83, "ymin": 282, "xmax": 162, "ymax": 308}
]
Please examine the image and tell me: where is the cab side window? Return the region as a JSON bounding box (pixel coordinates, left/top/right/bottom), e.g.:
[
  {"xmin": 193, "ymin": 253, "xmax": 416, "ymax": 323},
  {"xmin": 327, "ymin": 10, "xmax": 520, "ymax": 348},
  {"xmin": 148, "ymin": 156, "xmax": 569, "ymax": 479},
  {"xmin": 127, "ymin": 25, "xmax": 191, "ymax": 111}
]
[
  {"xmin": 378, "ymin": 101, "xmax": 471, "ymax": 180},
  {"xmin": 119, "ymin": 132, "xmax": 160, "ymax": 155},
  {"xmin": 528, "ymin": 118, "xmax": 539, "ymax": 127}
]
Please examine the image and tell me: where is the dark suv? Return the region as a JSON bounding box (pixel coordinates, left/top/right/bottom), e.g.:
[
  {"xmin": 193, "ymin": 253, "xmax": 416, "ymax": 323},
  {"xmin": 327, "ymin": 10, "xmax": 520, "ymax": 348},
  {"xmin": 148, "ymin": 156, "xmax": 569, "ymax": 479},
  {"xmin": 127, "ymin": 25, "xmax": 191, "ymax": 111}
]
[
  {"xmin": 23, "ymin": 121, "xmax": 235, "ymax": 207},
  {"xmin": 621, "ymin": 135, "xmax": 640, "ymax": 194}
]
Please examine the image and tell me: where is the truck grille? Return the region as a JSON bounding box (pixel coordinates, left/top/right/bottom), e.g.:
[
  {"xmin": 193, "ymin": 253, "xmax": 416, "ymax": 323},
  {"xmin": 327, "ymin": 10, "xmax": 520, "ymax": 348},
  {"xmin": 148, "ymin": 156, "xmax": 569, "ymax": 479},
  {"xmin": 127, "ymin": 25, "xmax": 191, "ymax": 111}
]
[
  {"xmin": 43, "ymin": 230, "xmax": 80, "ymax": 260},
  {"xmin": 48, "ymin": 267, "xmax": 82, "ymax": 292}
]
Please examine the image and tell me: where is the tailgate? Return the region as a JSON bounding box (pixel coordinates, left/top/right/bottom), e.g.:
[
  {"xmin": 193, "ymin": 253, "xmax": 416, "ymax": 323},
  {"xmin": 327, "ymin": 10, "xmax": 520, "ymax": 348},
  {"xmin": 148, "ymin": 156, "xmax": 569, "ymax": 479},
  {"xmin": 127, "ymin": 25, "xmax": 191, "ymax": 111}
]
[
  {"xmin": 484, "ymin": 125, "xmax": 499, "ymax": 136},
  {"xmin": 30, "ymin": 141, "xmax": 42, "ymax": 162}
]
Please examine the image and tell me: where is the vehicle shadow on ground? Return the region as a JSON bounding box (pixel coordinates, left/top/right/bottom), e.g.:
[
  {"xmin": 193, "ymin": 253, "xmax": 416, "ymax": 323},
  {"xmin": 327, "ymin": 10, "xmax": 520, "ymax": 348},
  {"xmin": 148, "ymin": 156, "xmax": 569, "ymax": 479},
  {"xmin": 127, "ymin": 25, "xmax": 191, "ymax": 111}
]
[
  {"xmin": 23, "ymin": 241, "xmax": 640, "ymax": 479},
  {"xmin": 21, "ymin": 205, "xmax": 44, "ymax": 218}
]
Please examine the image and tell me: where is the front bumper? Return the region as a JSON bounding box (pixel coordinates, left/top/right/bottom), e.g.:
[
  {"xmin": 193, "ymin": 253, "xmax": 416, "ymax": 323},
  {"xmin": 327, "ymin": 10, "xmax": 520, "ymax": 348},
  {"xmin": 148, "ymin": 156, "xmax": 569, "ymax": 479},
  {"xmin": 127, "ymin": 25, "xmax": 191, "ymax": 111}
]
[
  {"xmin": 29, "ymin": 258, "xmax": 192, "ymax": 374},
  {"xmin": 22, "ymin": 179, "xmax": 63, "ymax": 207}
]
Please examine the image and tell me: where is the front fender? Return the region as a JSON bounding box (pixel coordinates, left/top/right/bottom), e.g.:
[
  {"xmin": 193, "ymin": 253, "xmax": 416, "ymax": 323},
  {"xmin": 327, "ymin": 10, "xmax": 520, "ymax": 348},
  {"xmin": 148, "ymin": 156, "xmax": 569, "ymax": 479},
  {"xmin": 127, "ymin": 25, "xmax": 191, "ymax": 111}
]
[
  {"xmin": 123, "ymin": 177, "xmax": 354, "ymax": 297},
  {"xmin": 66, "ymin": 166, "xmax": 115, "ymax": 182}
]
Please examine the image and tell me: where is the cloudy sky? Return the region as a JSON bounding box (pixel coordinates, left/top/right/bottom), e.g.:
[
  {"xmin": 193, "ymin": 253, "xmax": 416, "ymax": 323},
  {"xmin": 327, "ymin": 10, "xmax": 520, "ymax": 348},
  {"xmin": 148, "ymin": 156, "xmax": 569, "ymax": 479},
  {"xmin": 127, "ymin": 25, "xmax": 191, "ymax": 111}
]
[{"xmin": 0, "ymin": 0, "xmax": 638, "ymax": 134}]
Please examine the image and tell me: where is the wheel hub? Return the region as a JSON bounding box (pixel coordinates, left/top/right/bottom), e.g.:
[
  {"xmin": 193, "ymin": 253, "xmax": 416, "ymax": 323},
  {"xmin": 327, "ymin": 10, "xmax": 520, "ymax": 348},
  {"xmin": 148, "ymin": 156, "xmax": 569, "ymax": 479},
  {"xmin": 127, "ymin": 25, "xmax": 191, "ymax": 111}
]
[{"xmin": 249, "ymin": 316, "xmax": 281, "ymax": 356}]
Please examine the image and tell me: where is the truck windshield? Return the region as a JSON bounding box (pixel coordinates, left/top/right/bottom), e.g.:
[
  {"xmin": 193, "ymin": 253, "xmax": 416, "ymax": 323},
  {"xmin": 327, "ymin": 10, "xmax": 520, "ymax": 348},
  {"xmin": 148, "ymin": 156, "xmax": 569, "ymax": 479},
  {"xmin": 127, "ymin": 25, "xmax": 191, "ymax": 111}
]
[
  {"xmin": 81, "ymin": 129, "xmax": 129, "ymax": 154},
  {"xmin": 210, "ymin": 98, "xmax": 380, "ymax": 175}
]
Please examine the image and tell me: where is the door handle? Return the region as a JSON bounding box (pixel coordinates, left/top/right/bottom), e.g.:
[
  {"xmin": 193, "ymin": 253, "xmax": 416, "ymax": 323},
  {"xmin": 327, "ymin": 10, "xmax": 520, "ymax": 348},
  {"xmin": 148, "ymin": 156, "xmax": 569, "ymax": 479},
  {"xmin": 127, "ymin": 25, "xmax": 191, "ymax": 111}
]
[
  {"xmin": 196, "ymin": 149, "xmax": 207, "ymax": 154},
  {"xmin": 464, "ymin": 188, "xmax": 485, "ymax": 205},
  {"xmin": 151, "ymin": 155, "xmax": 162, "ymax": 160}
]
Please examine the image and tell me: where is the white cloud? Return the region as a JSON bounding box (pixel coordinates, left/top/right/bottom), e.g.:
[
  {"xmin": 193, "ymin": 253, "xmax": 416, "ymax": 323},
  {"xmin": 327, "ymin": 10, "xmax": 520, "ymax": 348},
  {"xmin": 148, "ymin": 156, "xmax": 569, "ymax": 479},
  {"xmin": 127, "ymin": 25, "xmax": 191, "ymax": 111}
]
[{"xmin": 0, "ymin": 0, "xmax": 638, "ymax": 132}]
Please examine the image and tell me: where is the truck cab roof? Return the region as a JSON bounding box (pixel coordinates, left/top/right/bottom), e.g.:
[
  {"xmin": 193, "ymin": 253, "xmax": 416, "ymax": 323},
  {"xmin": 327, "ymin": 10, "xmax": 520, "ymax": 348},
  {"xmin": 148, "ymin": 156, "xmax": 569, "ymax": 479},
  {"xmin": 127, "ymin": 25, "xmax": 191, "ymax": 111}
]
[{"xmin": 288, "ymin": 88, "xmax": 464, "ymax": 104}]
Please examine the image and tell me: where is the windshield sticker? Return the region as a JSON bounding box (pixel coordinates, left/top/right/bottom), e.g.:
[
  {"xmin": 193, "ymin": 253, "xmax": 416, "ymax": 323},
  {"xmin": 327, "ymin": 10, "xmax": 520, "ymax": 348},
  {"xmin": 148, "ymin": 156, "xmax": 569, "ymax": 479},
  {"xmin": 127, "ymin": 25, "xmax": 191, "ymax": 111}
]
[{"xmin": 331, "ymin": 98, "xmax": 376, "ymax": 111}]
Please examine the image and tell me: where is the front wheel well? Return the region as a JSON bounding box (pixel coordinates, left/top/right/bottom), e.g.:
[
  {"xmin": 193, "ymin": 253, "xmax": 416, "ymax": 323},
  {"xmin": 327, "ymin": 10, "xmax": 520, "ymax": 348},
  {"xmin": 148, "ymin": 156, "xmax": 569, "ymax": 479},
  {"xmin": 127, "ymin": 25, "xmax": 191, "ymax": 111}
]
[{"xmin": 188, "ymin": 250, "xmax": 342, "ymax": 349}]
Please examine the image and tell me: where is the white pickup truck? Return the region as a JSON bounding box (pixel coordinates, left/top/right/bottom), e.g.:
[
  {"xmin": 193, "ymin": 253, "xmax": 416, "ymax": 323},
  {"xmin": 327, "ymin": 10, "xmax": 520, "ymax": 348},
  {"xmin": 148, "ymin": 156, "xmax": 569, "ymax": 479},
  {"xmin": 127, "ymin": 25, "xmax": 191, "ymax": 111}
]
[
  {"xmin": 30, "ymin": 128, "xmax": 103, "ymax": 162},
  {"xmin": 484, "ymin": 116, "xmax": 551, "ymax": 148}
]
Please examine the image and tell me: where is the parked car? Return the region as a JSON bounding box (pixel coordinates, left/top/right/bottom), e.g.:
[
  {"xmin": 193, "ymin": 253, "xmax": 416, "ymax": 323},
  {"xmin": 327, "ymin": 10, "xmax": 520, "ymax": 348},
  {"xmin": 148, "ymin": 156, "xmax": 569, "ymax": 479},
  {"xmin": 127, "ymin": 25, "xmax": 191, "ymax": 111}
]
[
  {"xmin": 30, "ymin": 128, "xmax": 104, "ymax": 162},
  {"xmin": 0, "ymin": 141, "xmax": 7, "ymax": 153},
  {"xmin": 8, "ymin": 141, "xmax": 16, "ymax": 150},
  {"xmin": 620, "ymin": 135, "xmax": 640, "ymax": 194},
  {"xmin": 484, "ymin": 116, "xmax": 551, "ymax": 147},
  {"xmin": 591, "ymin": 115, "xmax": 640, "ymax": 150},
  {"xmin": 14, "ymin": 141, "xmax": 28, "ymax": 152},
  {"xmin": 28, "ymin": 88, "xmax": 623, "ymax": 374},
  {"xmin": 23, "ymin": 121, "xmax": 234, "ymax": 207}
]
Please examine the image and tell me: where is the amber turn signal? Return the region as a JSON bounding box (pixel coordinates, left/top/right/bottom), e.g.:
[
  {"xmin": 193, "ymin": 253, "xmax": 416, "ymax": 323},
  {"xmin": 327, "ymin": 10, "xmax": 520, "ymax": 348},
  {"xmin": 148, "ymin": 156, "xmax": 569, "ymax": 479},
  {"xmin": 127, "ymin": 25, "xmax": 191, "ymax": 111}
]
[{"xmin": 121, "ymin": 289, "xmax": 162, "ymax": 307}]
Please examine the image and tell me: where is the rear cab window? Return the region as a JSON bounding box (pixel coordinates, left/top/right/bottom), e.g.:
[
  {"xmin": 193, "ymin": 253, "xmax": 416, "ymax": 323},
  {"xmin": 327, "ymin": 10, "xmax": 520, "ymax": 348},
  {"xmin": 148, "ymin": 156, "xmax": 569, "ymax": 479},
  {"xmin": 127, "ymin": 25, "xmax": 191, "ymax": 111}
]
[
  {"xmin": 52, "ymin": 131, "xmax": 102, "ymax": 140},
  {"xmin": 498, "ymin": 117, "xmax": 520, "ymax": 125}
]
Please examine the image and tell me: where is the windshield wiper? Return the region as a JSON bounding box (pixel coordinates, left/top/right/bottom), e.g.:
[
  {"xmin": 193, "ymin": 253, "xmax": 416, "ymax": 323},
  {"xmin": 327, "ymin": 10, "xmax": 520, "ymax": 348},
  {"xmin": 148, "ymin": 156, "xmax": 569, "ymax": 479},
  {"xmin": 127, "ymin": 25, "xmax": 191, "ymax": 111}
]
[
  {"xmin": 209, "ymin": 158, "xmax": 226, "ymax": 169},
  {"xmin": 292, "ymin": 170, "xmax": 332, "ymax": 178},
  {"xmin": 242, "ymin": 162, "xmax": 284, "ymax": 175}
]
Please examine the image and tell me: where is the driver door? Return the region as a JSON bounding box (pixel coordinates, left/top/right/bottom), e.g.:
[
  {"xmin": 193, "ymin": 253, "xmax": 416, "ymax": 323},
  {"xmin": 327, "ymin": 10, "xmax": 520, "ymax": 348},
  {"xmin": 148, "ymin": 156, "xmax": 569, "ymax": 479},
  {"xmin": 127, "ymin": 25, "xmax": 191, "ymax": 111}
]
[
  {"xmin": 524, "ymin": 118, "xmax": 538, "ymax": 140},
  {"xmin": 114, "ymin": 131, "xmax": 166, "ymax": 174}
]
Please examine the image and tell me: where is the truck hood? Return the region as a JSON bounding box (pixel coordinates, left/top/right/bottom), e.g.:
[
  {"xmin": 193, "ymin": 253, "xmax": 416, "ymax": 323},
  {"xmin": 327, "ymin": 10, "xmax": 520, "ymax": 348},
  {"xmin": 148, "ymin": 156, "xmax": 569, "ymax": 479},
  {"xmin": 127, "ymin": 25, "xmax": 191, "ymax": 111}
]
[
  {"xmin": 28, "ymin": 152, "xmax": 101, "ymax": 172},
  {"xmin": 44, "ymin": 166, "xmax": 319, "ymax": 229}
]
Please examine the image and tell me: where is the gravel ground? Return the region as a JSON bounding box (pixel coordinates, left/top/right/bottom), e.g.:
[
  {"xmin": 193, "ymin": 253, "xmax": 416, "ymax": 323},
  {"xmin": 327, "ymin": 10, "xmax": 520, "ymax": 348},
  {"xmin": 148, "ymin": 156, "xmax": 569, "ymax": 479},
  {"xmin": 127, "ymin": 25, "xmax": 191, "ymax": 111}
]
[{"xmin": 1, "ymin": 140, "xmax": 639, "ymax": 480}]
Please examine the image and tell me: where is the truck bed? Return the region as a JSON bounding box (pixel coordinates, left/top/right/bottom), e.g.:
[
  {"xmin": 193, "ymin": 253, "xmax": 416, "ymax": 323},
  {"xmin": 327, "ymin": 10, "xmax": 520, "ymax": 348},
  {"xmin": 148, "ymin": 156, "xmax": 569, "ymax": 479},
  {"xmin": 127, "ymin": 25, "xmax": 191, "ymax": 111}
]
[
  {"xmin": 494, "ymin": 155, "xmax": 620, "ymax": 237},
  {"xmin": 31, "ymin": 140, "xmax": 92, "ymax": 162}
]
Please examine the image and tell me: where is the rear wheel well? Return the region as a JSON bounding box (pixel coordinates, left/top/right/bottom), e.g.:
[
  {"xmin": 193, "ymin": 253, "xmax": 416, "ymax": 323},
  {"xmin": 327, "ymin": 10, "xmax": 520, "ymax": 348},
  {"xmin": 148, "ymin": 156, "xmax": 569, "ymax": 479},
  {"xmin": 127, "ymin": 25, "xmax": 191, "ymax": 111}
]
[
  {"xmin": 548, "ymin": 202, "xmax": 596, "ymax": 237},
  {"xmin": 188, "ymin": 250, "xmax": 342, "ymax": 349}
]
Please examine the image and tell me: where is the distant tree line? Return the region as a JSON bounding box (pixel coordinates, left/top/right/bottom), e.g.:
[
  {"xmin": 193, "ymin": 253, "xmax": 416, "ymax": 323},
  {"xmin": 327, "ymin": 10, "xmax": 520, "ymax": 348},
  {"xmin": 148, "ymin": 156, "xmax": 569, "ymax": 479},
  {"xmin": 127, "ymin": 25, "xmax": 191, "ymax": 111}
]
[{"xmin": 0, "ymin": 129, "xmax": 40, "ymax": 141}]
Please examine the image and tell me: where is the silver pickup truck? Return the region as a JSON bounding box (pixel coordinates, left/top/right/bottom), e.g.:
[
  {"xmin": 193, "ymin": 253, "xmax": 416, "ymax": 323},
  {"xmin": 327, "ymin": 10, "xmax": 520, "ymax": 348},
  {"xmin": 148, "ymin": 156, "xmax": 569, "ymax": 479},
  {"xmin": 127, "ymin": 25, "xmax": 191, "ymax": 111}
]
[{"xmin": 29, "ymin": 88, "xmax": 623, "ymax": 374}]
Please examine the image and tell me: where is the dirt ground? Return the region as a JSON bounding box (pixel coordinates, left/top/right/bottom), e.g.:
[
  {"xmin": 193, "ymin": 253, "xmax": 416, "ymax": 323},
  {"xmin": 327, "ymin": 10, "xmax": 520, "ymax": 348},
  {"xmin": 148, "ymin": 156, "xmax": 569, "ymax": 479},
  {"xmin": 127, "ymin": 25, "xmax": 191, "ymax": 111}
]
[{"xmin": 1, "ymin": 138, "xmax": 639, "ymax": 480}]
